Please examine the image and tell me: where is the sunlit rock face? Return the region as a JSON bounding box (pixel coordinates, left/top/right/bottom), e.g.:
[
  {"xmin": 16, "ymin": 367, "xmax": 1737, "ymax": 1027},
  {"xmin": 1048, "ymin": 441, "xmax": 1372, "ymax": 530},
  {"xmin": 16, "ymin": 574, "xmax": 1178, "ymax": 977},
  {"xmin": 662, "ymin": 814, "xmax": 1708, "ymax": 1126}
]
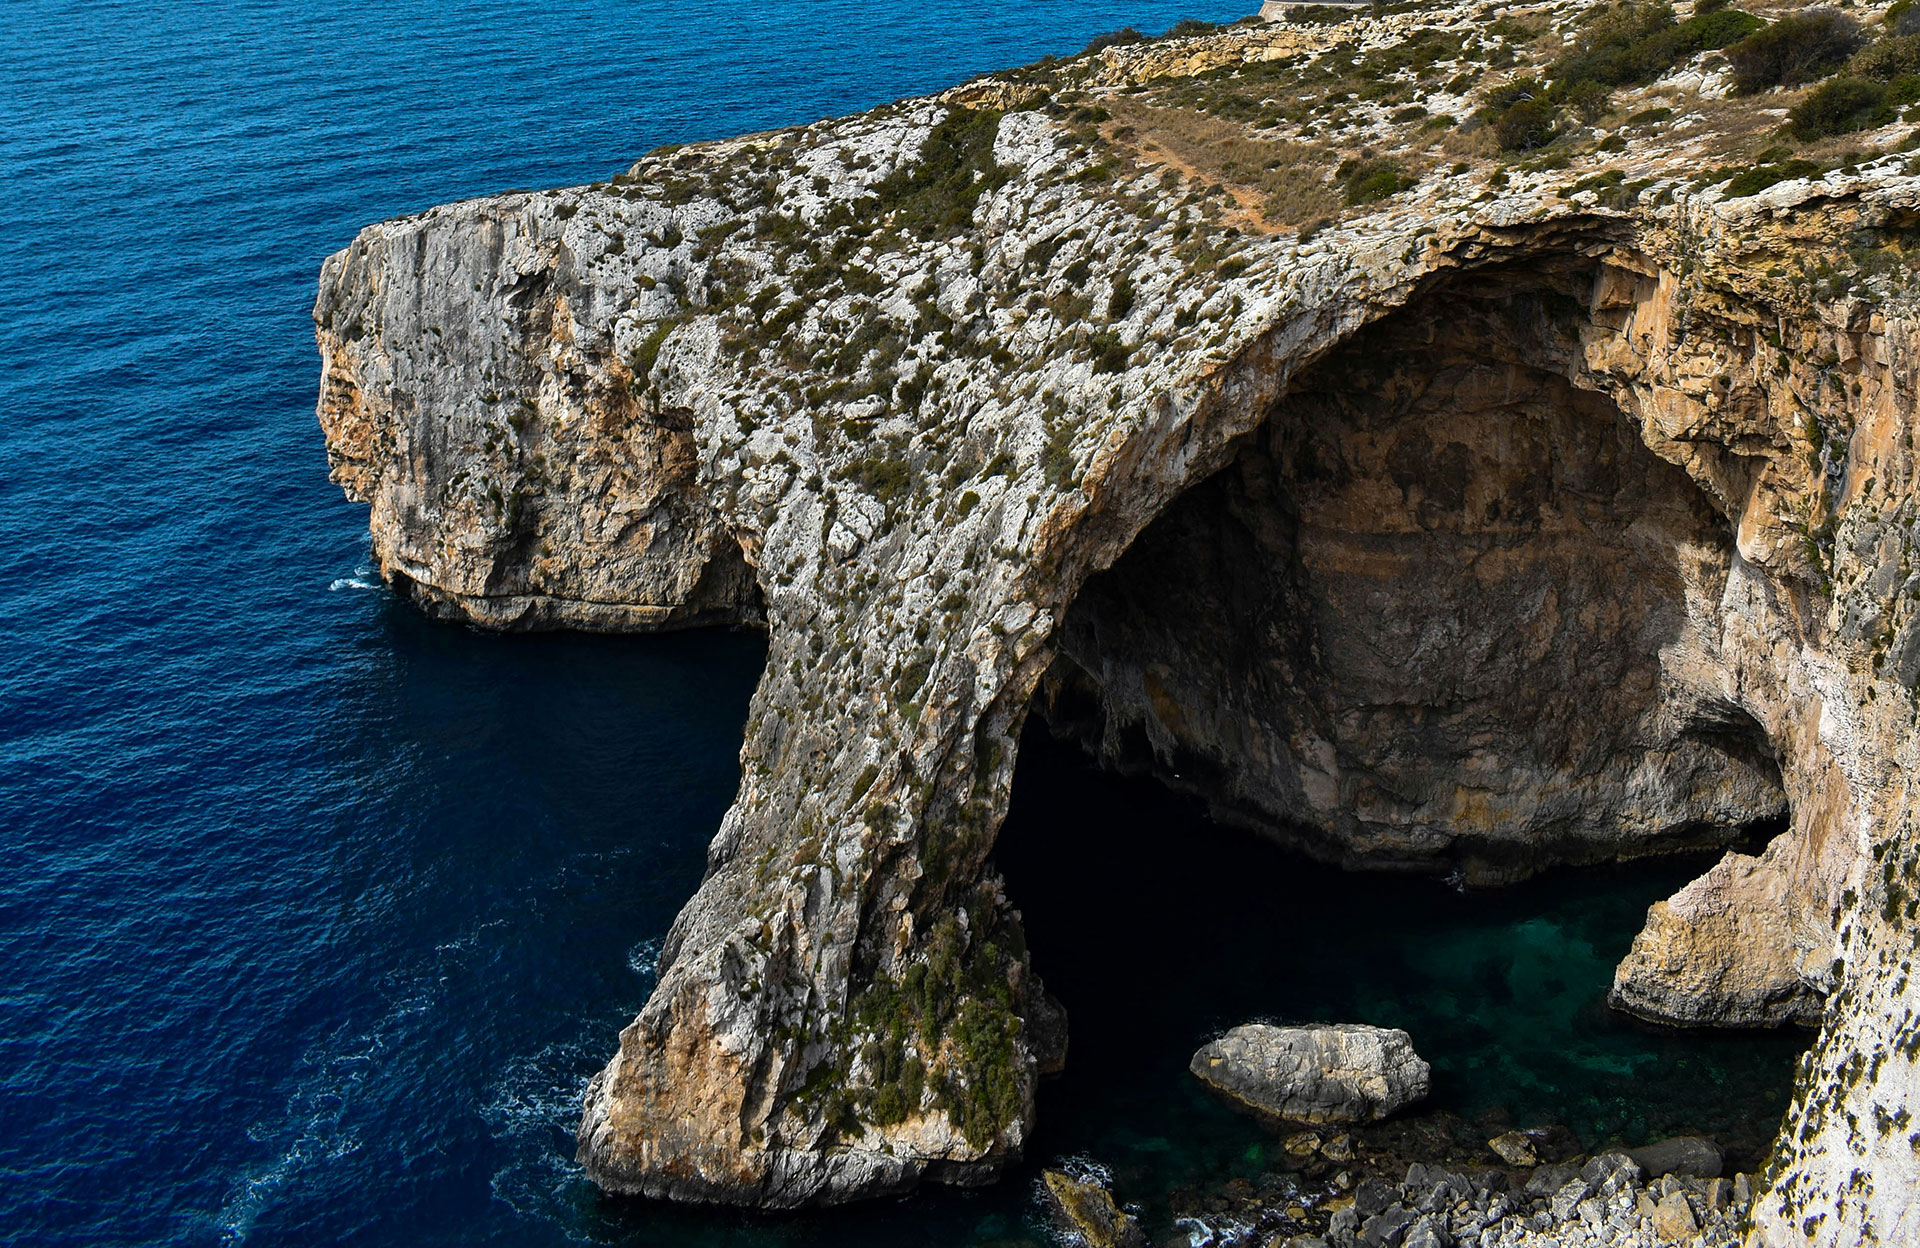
[
  {"xmin": 1044, "ymin": 263, "xmax": 1786, "ymax": 885},
  {"xmin": 316, "ymin": 209, "xmax": 762, "ymax": 632},
  {"xmin": 316, "ymin": 6, "xmax": 1920, "ymax": 1237}
]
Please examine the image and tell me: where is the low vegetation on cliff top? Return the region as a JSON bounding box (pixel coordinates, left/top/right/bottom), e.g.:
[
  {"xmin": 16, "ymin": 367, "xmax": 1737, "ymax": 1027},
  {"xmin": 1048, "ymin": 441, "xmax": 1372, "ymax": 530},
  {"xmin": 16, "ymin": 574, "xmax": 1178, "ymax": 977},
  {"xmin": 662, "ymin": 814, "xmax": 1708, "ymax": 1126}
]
[{"xmin": 1005, "ymin": 0, "xmax": 1920, "ymax": 232}]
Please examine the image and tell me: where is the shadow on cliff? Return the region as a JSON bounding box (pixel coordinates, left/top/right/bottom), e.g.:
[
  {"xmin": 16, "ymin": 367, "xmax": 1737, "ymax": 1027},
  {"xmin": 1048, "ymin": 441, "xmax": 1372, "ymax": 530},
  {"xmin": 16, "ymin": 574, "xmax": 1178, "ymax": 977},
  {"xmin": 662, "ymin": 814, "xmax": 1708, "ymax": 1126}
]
[{"xmin": 1038, "ymin": 259, "xmax": 1788, "ymax": 884}]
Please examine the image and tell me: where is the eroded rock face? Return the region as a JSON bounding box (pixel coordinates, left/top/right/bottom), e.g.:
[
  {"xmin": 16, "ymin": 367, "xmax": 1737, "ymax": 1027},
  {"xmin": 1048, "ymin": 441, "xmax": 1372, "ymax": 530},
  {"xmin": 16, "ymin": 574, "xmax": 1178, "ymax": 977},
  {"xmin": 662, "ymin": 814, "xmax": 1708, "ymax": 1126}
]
[
  {"xmin": 316, "ymin": 204, "xmax": 762, "ymax": 631},
  {"xmin": 1041, "ymin": 1167, "xmax": 1148, "ymax": 1248},
  {"xmin": 1042, "ymin": 264, "xmax": 1786, "ymax": 883},
  {"xmin": 1610, "ymin": 844, "xmax": 1828, "ymax": 1027},
  {"xmin": 1190, "ymin": 1023, "xmax": 1431, "ymax": 1124},
  {"xmin": 315, "ymin": 10, "xmax": 1920, "ymax": 1240}
]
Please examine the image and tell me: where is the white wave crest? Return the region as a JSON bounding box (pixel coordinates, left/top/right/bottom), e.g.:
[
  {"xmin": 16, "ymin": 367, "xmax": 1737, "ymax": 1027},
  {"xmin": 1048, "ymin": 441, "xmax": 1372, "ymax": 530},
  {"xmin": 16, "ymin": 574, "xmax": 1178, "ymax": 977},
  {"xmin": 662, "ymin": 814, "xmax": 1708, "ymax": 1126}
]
[{"xmin": 626, "ymin": 934, "xmax": 665, "ymax": 984}]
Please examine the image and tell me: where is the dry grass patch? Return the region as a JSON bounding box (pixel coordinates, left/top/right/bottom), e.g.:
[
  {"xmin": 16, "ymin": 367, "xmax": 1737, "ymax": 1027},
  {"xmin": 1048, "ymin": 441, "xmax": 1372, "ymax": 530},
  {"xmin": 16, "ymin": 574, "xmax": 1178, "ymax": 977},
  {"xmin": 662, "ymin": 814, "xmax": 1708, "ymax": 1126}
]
[
  {"xmin": 1105, "ymin": 98, "xmax": 1341, "ymax": 229},
  {"xmin": 1438, "ymin": 121, "xmax": 1502, "ymax": 162}
]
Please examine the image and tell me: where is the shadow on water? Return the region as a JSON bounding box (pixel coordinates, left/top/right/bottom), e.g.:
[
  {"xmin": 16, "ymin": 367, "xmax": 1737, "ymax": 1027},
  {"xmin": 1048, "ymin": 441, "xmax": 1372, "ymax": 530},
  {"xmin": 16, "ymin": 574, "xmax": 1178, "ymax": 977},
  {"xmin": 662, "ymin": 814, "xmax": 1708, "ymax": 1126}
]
[
  {"xmin": 990, "ymin": 725, "xmax": 1810, "ymax": 1226},
  {"xmin": 584, "ymin": 718, "xmax": 1808, "ymax": 1248}
]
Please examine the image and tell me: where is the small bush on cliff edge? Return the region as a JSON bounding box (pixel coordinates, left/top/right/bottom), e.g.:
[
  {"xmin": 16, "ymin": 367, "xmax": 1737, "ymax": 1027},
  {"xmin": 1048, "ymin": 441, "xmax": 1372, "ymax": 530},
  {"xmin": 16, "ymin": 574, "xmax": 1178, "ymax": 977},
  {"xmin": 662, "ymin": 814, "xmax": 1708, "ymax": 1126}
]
[
  {"xmin": 1719, "ymin": 158, "xmax": 1825, "ymax": 197},
  {"xmin": 1081, "ymin": 26, "xmax": 1143, "ymax": 56},
  {"xmin": 1788, "ymin": 76, "xmax": 1904, "ymax": 139}
]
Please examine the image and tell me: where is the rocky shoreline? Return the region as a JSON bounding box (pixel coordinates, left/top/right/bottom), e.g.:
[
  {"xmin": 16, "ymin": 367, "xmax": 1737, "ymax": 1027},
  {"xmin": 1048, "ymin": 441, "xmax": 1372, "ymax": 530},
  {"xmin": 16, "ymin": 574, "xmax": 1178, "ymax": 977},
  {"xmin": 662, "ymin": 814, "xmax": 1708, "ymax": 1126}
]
[{"xmin": 1045, "ymin": 1115, "xmax": 1756, "ymax": 1248}]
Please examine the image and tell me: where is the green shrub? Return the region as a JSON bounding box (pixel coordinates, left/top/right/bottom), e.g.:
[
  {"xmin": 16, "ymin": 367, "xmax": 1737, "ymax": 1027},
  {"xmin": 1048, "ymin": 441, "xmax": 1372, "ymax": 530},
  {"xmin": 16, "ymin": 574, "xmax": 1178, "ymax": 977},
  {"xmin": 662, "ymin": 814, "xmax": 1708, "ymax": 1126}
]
[
  {"xmin": 1891, "ymin": 0, "xmax": 1920, "ymax": 38},
  {"xmin": 1493, "ymin": 97, "xmax": 1563, "ymax": 150},
  {"xmin": 1082, "ymin": 26, "xmax": 1143, "ymax": 55},
  {"xmin": 1565, "ymin": 80, "xmax": 1613, "ymax": 122},
  {"xmin": 1088, "ymin": 330, "xmax": 1131, "ymax": 373},
  {"xmin": 1166, "ymin": 18, "xmax": 1216, "ymax": 37},
  {"xmin": 872, "ymin": 108, "xmax": 1008, "ymax": 237},
  {"xmin": 1849, "ymin": 35, "xmax": 1920, "ymax": 81},
  {"xmin": 1283, "ymin": 5, "xmax": 1360, "ymax": 25},
  {"xmin": 1789, "ymin": 76, "xmax": 1895, "ymax": 139},
  {"xmin": 1725, "ymin": 10, "xmax": 1864, "ymax": 94},
  {"xmin": 1548, "ymin": 3, "xmax": 1762, "ymax": 95},
  {"xmin": 1565, "ymin": 169, "xmax": 1626, "ymax": 197},
  {"xmin": 856, "ymin": 455, "xmax": 913, "ymax": 503},
  {"xmin": 1341, "ymin": 158, "xmax": 1412, "ymax": 204},
  {"xmin": 1720, "ymin": 159, "xmax": 1824, "ymax": 197},
  {"xmin": 629, "ymin": 319, "xmax": 677, "ymax": 390},
  {"xmin": 1358, "ymin": 29, "xmax": 1467, "ymax": 81}
]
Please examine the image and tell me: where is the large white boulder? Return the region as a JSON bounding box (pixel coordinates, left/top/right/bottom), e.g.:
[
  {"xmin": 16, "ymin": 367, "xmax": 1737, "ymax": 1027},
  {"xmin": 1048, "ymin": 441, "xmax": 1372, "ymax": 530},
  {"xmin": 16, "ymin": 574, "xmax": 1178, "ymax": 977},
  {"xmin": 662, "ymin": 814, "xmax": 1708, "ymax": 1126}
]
[{"xmin": 1189, "ymin": 1023, "xmax": 1430, "ymax": 1124}]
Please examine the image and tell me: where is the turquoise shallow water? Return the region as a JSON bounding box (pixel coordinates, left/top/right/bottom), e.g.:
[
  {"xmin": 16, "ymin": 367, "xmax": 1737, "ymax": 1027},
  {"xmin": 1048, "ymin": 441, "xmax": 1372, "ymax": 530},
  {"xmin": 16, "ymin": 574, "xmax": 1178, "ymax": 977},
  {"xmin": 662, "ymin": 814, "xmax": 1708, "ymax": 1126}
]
[
  {"xmin": 0, "ymin": 2, "xmax": 1805, "ymax": 1244},
  {"xmin": 998, "ymin": 730, "xmax": 1805, "ymax": 1229}
]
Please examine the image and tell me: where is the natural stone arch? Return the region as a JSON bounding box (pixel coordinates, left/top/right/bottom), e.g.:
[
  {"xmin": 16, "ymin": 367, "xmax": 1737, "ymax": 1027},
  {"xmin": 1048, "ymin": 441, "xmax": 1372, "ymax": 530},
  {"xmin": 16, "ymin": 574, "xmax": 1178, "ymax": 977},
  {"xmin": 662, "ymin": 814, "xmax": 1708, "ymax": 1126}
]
[{"xmin": 572, "ymin": 221, "xmax": 1857, "ymax": 1210}]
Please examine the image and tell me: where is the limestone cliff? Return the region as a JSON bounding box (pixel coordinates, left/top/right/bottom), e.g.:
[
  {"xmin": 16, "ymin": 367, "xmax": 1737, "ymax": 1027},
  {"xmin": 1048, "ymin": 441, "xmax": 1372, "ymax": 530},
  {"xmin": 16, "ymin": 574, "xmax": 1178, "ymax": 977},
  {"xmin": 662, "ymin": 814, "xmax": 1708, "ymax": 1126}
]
[{"xmin": 317, "ymin": 2, "xmax": 1920, "ymax": 1241}]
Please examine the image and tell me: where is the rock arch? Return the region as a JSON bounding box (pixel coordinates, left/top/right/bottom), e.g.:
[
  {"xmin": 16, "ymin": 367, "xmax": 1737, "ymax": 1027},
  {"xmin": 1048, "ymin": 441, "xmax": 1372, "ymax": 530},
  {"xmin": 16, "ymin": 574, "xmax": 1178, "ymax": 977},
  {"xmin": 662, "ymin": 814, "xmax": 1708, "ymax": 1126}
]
[{"xmin": 317, "ymin": 121, "xmax": 1920, "ymax": 1241}]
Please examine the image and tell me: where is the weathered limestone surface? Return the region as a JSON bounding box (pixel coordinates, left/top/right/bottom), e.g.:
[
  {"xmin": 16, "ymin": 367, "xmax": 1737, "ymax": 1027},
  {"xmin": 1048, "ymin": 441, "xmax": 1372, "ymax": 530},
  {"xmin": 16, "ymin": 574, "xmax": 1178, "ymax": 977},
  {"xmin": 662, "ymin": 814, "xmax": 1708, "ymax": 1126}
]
[
  {"xmin": 317, "ymin": 205, "xmax": 762, "ymax": 630},
  {"xmin": 316, "ymin": 7, "xmax": 1920, "ymax": 1241},
  {"xmin": 1041, "ymin": 1166, "xmax": 1148, "ymax": 1248},
  {"xmin": 1611, "ymin": 845, "xmax": 1829, "ymax": 1027},
  {"xmin": 1190, "ymin": 1022, "xmax": 1432, "ymax": 1124}
]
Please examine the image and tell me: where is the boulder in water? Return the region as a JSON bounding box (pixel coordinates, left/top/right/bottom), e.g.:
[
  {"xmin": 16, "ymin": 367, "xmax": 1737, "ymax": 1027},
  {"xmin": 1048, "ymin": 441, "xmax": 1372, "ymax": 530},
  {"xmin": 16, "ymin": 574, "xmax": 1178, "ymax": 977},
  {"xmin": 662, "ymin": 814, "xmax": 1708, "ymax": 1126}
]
[
  {"xmin": 1627, "ymin": 1135, "xmax": 1724, "ymax": 1179},
  {"xmin": 1189, "ymin": 1023, "xmax": 1430, "ymax": 1124}
]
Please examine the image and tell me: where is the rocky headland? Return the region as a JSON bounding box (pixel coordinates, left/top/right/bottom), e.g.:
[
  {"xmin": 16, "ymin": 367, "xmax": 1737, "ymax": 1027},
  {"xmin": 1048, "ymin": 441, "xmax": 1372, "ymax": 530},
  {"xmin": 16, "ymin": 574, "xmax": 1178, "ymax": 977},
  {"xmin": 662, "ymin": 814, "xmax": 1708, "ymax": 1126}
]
[{"xmin": 318, "ymin": 0, "xmax": 1920, "ymax": 1242}]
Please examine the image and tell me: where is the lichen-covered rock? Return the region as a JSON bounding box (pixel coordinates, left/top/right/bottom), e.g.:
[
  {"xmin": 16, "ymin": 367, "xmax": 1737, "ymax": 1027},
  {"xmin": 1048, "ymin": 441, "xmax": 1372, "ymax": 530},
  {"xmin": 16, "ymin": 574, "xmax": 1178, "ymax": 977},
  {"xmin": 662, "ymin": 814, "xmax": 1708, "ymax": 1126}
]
[
  {"xmin": 316, "ymin": 0, "xmax": 1920, "ymax": 1236},
  {"xmin": 1190, "ymin": 1023, "xmax": 1431, "ymax": 1124}
]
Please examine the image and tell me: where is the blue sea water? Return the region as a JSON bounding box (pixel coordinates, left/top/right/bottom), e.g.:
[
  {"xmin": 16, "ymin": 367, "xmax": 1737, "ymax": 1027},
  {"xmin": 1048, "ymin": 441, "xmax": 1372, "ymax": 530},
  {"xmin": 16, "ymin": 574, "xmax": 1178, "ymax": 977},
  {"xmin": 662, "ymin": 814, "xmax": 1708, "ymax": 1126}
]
[{"xmin": 0, "ymin": 3, "xmax": 1805, "ymax": 1246}]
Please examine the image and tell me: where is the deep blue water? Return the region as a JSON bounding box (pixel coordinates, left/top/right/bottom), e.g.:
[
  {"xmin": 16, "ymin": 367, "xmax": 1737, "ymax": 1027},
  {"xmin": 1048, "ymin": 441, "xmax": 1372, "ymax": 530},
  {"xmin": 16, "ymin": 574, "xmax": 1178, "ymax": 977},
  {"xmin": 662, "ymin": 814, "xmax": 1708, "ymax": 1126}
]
[{"xmin": 0, "ymin": 3, "xmax": 1803, "ymax": 1245}]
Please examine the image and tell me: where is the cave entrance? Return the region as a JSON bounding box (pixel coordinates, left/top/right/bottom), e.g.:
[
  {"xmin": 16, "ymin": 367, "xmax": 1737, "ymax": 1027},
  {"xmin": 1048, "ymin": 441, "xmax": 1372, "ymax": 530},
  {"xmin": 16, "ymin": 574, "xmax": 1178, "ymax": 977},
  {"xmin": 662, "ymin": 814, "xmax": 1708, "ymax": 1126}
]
[
  {"xmin": 1036, "ymin": 259, "xmax": 1786, "ymax": 886},
  {"xmin": 988, "ymin": 260, "xmax": 1806, "ymax": 1227}
]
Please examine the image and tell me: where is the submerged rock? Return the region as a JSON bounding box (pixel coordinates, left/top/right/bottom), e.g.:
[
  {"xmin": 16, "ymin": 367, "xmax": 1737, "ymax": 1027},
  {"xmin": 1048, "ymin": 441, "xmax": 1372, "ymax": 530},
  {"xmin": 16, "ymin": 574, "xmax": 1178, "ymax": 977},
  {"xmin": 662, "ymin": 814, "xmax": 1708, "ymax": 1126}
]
[{"xmin": 1190, "ymin": 1024, "xmax": 1430, "ymax": 1124}]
